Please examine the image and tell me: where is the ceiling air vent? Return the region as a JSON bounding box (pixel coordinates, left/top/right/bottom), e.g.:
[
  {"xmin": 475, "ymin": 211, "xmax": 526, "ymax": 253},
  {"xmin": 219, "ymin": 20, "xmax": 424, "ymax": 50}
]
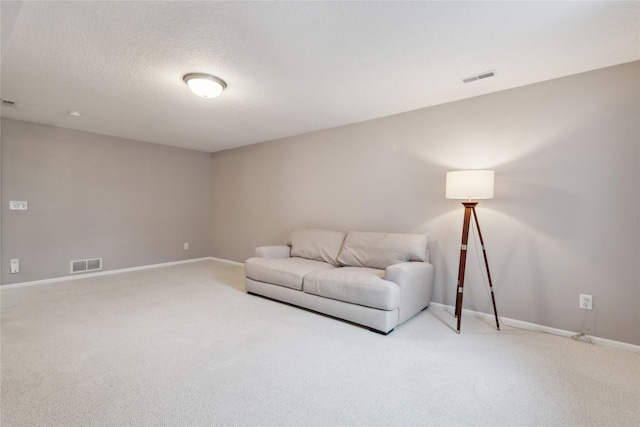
[
  {"xmin": 2, "ymin": 99, "xmax": 17, "ymax": 108},
  {"xmin": 461, "ymin": 70, "xmax": 496, "ymax": 84}
]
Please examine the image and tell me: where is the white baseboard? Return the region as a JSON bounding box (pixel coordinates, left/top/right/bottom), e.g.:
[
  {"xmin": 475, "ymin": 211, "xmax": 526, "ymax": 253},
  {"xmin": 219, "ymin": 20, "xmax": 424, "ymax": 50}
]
[
  {"xmin": 1, "ymin": 257, "xmax": 226, "ymax": 289},
  {"xmin": 209, "ymin": 257, "xmax": 244, "ymax": 267},
  {"xmin": 429, "ymin": 302, "xmax": 640, "ymax": 353}
]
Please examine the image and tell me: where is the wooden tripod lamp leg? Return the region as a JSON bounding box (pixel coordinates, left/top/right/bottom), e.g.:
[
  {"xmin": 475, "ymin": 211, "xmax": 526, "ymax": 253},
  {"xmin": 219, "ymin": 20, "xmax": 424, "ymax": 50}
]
[
  {"xmin": 455, "ymin": 203, "xmax": 475, "ymax": 333},
  {"xmin": 470, "ymin": 206, "xmax": 500, "ymax": 330}
]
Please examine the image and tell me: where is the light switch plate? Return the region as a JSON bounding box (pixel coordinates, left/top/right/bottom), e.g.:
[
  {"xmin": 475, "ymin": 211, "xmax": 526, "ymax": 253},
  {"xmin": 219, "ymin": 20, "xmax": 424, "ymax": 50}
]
[{"xmin": 9, "ymin": 201, "xmax": 28, "ymax": 210}]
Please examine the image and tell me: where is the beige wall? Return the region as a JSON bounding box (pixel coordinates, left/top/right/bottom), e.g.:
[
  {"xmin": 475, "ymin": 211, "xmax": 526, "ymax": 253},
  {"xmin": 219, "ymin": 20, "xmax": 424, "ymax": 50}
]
[
  {"xmin": 1, "ymin": 119, "xmax": 213, "ymax": 284},
  {"xmin": 211, "ymin": 61, "xmax": 640, "ymax": 345}
]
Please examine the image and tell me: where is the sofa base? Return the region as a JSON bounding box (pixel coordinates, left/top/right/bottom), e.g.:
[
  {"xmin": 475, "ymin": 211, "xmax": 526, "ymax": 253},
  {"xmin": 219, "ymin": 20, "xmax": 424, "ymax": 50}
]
[
  {"xmin": 246, "ymin": 278, "xmax": 399, "ymax": 334},
  {"xmin": 248, "ymin": 292, "xmax": 394, "ymax": 335}
]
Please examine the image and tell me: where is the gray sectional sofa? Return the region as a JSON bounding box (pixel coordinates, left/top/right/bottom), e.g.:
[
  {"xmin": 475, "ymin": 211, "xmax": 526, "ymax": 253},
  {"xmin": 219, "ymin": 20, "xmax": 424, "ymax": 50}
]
[{"xmin": 244, "ymin": 228, "xmax": 434, "ymax": 334}]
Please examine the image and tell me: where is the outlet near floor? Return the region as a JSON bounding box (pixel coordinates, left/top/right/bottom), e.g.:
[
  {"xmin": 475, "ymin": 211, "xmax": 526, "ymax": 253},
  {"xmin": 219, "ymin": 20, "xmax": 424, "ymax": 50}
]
[{"xmin": 580, "ymin": 294, "xmax": 593, "ymax": 310}]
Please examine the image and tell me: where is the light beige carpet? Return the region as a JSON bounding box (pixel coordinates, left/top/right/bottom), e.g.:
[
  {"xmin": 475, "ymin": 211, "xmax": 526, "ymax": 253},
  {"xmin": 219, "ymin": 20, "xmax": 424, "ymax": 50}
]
[{"xmin": 1, "ymin": 260, "xmax": 638, "ymax": 426}]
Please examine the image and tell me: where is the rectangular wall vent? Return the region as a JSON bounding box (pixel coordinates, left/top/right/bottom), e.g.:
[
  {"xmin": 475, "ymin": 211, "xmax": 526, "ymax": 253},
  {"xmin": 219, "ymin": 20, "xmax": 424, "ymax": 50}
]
[
  {"xmin": 70, "ymin": 258, "xmax": 102, "ymax": 274},
  {"xmin": 462, "ymin": 70, "xmax": 496, "ymax": 84},
  {"xmin": 2, "ymin": 99, "xmax": 17, "ymax": 108}
]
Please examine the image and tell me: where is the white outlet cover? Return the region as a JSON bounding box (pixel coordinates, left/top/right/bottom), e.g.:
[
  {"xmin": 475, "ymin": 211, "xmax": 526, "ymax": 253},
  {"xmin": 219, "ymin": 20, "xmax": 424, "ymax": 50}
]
[
  {"xmin": 9, "ymin": 201, "xmax": 28, "ymax": 210},
  {"xmin": 580, "ymin": 294, "xmax": 593, "ymax": 310}
]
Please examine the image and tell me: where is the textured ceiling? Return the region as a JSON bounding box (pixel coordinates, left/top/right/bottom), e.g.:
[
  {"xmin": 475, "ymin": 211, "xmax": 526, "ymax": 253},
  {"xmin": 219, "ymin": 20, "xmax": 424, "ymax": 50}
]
[{"xmin": 1, "ymin": 1, "xmax": 638, "ymax": 153}]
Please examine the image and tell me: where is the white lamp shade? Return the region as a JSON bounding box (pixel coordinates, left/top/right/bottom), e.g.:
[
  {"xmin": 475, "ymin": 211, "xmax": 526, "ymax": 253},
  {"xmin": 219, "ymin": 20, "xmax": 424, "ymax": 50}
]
[
  {"xmin": 446, "ymin": 170, "xmax": 494, "ymax": 199},
  {"xmin": 183, "ymin": 73, "xmax": 226, "ymax": 98}
]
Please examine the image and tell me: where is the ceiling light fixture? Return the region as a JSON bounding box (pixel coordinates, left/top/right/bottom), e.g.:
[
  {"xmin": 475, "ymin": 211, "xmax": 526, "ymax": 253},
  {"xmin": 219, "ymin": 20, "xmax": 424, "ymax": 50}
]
[
  {"xmin": 183, "ymin": 73, "xmax": 226, "ymax": 98},
  {"xmin": 69, "ymin": 111, "xmax": 81, "ymax": 117}
]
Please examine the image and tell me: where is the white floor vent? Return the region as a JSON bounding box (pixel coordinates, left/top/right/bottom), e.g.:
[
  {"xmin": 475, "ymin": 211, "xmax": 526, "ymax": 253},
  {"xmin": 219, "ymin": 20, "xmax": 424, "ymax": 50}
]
[{"xmin": 70, "ymin": 258, "xmax": 102, "ymax": 274}]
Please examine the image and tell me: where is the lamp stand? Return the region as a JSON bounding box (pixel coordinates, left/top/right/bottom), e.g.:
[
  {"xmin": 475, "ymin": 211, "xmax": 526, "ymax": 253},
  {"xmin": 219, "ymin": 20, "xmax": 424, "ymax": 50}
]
[{"xmin": 454, "ymin": 202, "xmax": 500, "ymax": 333}]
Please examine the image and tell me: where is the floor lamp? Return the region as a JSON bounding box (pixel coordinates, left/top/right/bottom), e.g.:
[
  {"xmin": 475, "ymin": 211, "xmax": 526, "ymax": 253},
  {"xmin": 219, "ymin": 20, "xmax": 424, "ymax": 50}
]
[{"xmin": 446, "ymin": 170, "xmax": 500, "ymax": 334}]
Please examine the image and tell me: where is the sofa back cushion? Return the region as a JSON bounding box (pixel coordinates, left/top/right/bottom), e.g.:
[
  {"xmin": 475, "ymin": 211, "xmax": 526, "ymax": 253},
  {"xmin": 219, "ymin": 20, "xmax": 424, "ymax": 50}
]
[
  {"xmin": 337, "ymin": 231, "xmax": 428, "ymax": 270},
  {"xmin": 288, "ymin": 228, "xmax": 347, "ymax": 266}
]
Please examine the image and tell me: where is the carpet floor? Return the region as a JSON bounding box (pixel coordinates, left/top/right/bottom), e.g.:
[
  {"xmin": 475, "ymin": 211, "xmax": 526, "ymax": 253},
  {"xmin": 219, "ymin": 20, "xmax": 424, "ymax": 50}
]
[{"xmin": 1, "ymin": 260, "xmax": 638, "ymax": 426}]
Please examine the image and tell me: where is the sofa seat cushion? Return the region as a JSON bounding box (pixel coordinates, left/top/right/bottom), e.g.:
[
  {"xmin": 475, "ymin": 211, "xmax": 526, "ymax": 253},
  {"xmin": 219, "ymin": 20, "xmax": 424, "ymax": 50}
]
[
  {"xmin": 303, "ymin": 267, "xmax": 400, "ymax": 310},
  {"xmin": 245, "ymin": 257, "xmax": 335, "ymax": 290}
]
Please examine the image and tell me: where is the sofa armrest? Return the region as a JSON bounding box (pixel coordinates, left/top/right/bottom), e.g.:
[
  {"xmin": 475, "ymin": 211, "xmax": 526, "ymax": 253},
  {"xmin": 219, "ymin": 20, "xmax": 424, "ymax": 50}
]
[
  {"xmin": 385, "ymin": 261, "xmax": 435, "ymax": 323},
  {"xmin": 255, "ymin": 245, "xmax": 291, "ymax": 259}
]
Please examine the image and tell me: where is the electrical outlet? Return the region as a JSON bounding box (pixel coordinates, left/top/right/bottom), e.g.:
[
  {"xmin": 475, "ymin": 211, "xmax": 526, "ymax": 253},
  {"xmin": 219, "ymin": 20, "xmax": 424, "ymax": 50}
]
[
  {"xmin": 580, "ymin": 294, "xmax": 592, "ymax": 310},
  {"xmin": 184, "ymin": 243, "xmax": 189, "ymax": 250}
]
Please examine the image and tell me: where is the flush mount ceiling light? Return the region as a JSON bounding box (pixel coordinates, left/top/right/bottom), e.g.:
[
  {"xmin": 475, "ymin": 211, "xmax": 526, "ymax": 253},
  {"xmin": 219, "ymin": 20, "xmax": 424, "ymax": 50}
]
[{"xmin": 183, "ymin": 73, "xmax": 226, "ymax": 98}]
